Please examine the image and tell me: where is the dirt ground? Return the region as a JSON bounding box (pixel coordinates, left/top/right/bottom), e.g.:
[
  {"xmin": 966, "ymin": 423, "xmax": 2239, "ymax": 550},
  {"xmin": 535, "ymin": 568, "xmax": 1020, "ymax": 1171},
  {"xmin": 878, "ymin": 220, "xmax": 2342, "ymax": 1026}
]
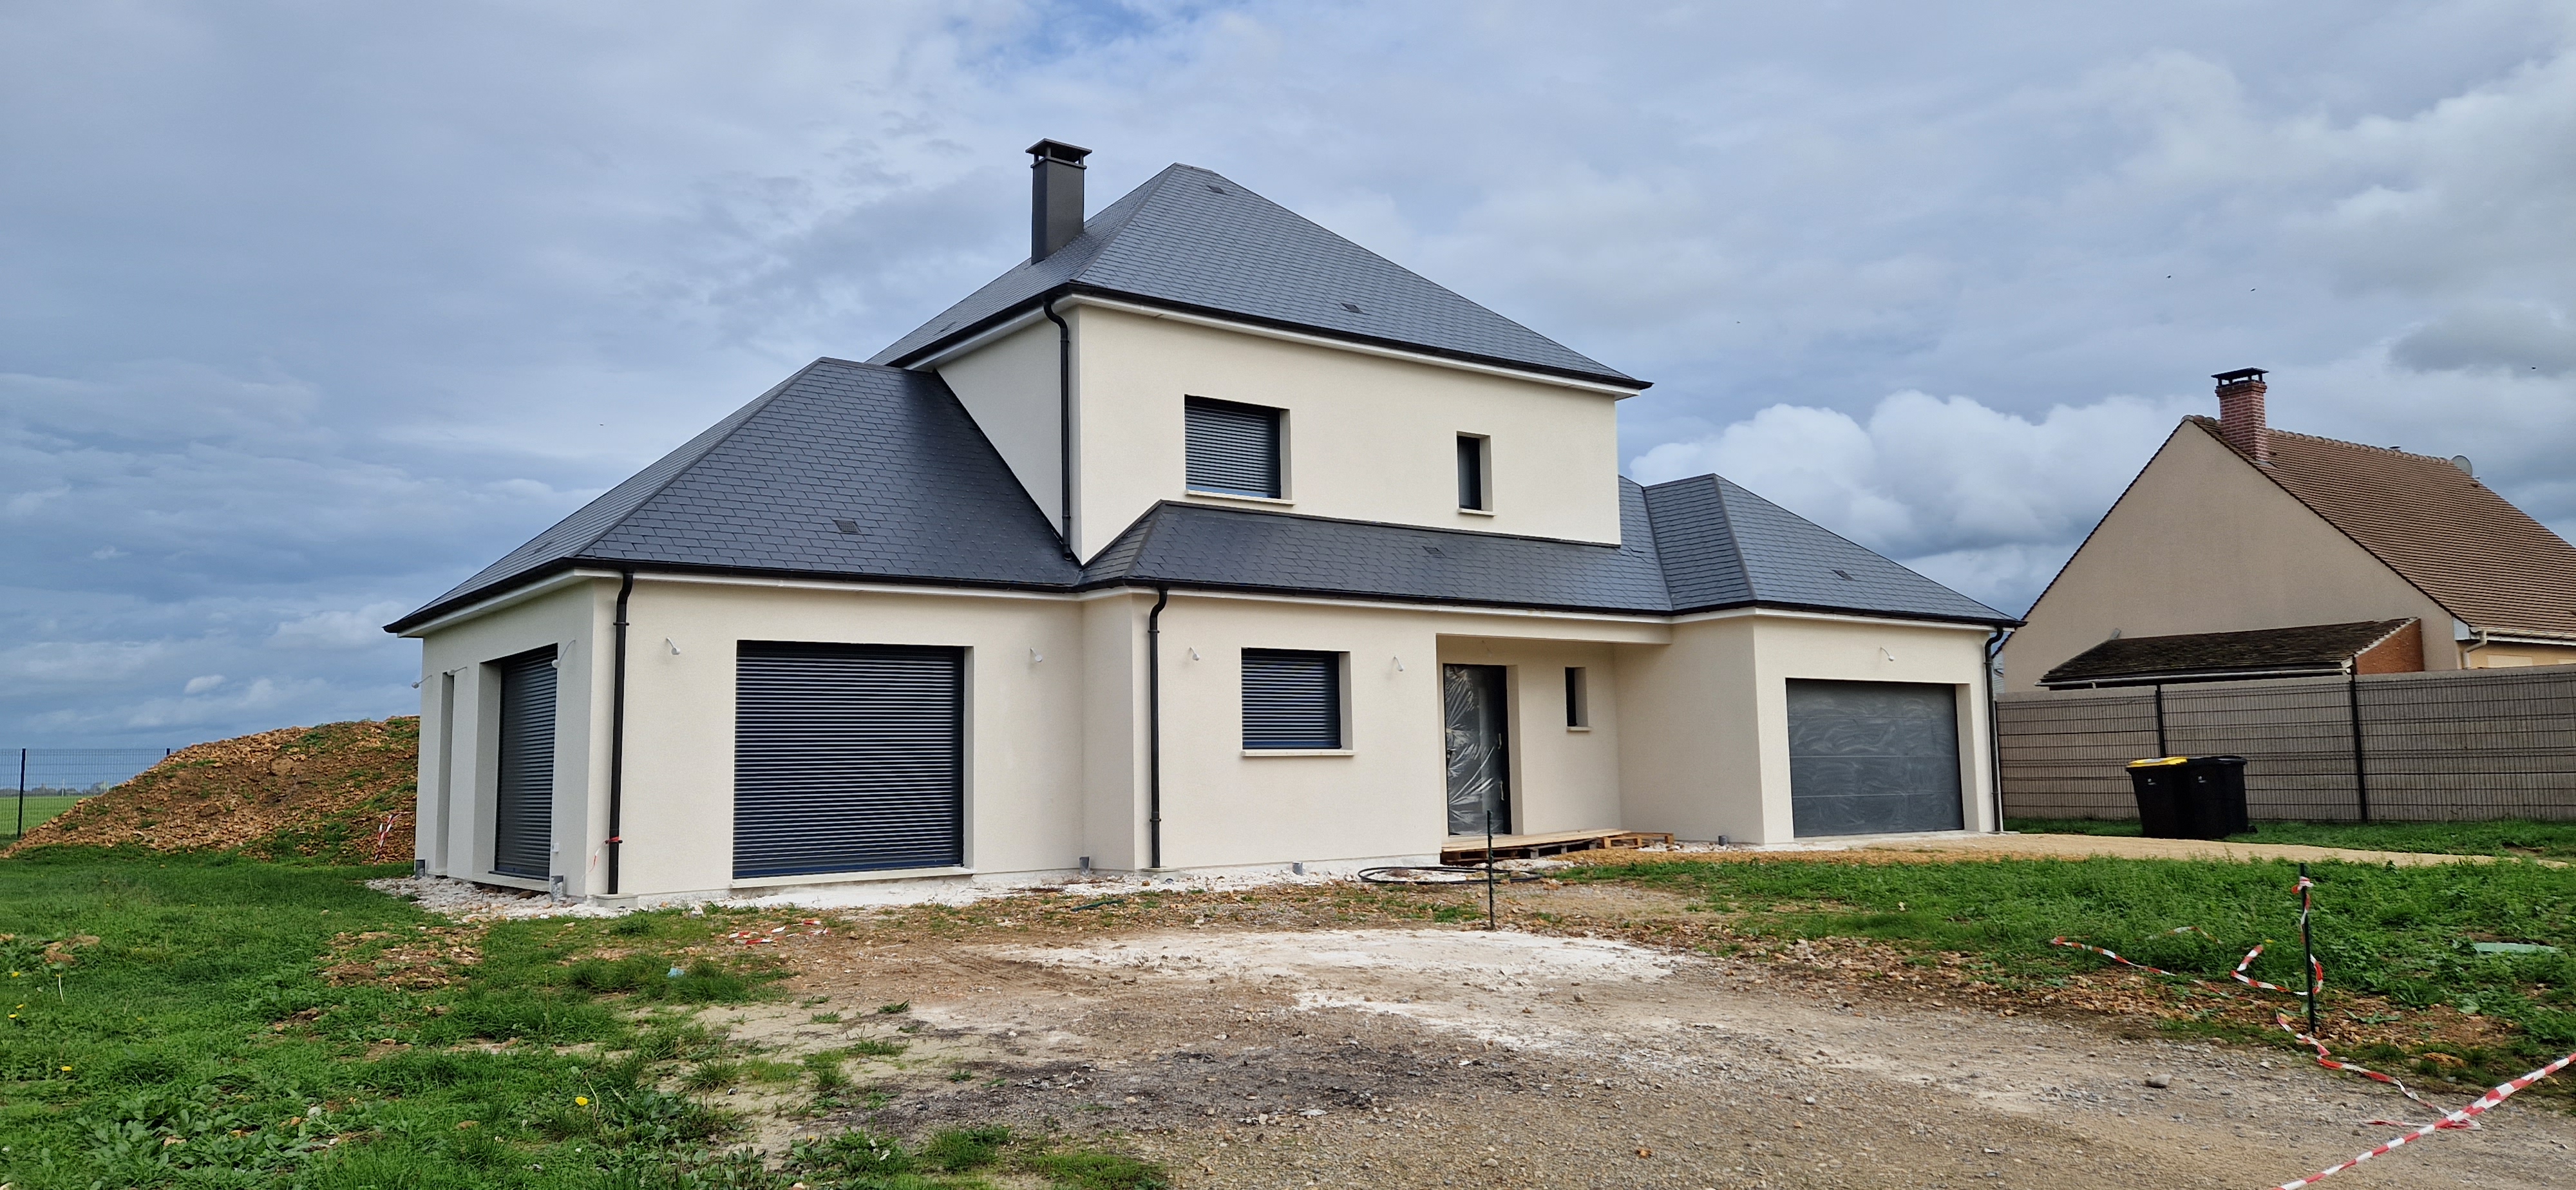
[{"xmin": 692, "ymin": 878, "xmax": 2576, "ymax": 1190}]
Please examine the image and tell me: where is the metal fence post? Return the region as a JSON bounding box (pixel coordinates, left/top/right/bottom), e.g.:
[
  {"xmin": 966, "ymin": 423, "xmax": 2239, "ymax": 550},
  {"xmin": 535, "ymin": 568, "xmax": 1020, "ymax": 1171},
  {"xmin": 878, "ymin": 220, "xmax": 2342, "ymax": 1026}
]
[
  {"xmin": 2346, "ymin": 672, "xmax": 2371, "ymax": 822},
  {"xmin": 2152, "ymin": 684, "xmax": 2168, "ymax": 757},
  {"xmin": 15, "ymin": 748, "xmax": 24, "ymax": 840}
]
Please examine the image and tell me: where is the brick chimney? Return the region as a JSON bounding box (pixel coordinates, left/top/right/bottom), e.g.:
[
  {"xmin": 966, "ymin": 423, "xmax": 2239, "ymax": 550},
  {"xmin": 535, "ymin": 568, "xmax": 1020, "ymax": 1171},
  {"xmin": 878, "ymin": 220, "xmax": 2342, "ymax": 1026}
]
[{"xmin": 2213, "ymin": 368, "xmax": 2269, "ymax": 464}]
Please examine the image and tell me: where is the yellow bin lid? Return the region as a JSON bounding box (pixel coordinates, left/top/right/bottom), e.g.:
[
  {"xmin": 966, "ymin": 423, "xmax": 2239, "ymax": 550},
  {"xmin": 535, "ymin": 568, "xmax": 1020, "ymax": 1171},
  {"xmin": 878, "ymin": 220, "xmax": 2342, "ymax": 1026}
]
[{"xmin": 2126, "ymin": 756, "xmax": 2188, "ymax": 768}]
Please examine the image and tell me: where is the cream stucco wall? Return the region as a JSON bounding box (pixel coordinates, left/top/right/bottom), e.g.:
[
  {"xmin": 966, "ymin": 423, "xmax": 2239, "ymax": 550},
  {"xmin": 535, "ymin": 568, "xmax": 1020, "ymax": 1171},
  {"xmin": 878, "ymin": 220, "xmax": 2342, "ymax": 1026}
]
[
  {"xmin": 2000, "ymin": 423, "xmax": 2458, "ymax": 690},
  {"xmin": 411, "ymin": 578, "xmax": 1996, "ymax": 899},
  {"xmin": 1617, "ymin": 611, "xmax": 1996, "ymax": 844},
  {"xmin": 1146, "ymin": 595, "xmax": 1657, "ymax": 869},
  {"xmin": 933, "ymin": 319, "xmax": 1063, "ymax": 532},
  {"xmin": 413, "ymin": 578, "xmax": 608, "ymax": 894},
  {"xmin": 1062, "ymin": 304, "xmax": 1627, "ymax": 556},
  {"xmin": 611, "ymin": 577, "xmax": 1088, "ymax": 898}
]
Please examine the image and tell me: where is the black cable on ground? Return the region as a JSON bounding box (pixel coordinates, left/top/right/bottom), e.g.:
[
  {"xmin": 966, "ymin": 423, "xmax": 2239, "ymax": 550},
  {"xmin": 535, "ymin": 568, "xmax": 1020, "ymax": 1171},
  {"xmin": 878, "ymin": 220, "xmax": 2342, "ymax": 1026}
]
[{"xmin": 1357, "ymin": 865, "xmax": 1543, "ymax": 886}]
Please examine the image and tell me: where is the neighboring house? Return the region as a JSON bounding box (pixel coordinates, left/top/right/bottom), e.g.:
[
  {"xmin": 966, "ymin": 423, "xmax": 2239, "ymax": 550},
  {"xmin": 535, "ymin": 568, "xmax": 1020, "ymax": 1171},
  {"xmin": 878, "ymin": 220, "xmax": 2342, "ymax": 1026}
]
[
  {"xmin": 2002, "ymin": 370, "xmax": 2576, "ymax": 692},
  {"xmin": 388, "ymin": 142, "xmax": 2015, "ymax": 903}
]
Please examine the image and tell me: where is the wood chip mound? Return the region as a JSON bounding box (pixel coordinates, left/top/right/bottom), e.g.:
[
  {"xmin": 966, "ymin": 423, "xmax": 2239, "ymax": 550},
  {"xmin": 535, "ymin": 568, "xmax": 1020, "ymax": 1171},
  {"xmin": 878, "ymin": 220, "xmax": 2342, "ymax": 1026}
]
[{"xmin": 3, "ymin": 717, "xmax": 419, "ymax": 864}]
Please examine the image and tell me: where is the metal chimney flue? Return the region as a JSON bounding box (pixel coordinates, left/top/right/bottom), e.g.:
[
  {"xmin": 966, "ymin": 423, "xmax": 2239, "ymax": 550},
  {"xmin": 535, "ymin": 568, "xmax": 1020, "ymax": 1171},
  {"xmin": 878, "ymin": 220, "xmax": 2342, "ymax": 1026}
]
[
  {"xmin": 1028, "ymin": 139, "xmax": 1090, "ymax": 261},
  {"xmin": 2213, "ymin": 367, "xmax": 2270, "ymax": 465}
]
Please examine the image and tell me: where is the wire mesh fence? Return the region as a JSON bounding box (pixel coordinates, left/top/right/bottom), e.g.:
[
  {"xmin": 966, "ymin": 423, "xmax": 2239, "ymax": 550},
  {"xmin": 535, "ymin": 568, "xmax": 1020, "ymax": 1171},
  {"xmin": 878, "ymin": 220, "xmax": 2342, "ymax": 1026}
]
[
  {"xmin": 5, "ymin": 748, "xmax": 173, "ymax": 842},
  {"xmin": 2000, "ymin": 666, "xmax": 2576, "ymax": 822}
]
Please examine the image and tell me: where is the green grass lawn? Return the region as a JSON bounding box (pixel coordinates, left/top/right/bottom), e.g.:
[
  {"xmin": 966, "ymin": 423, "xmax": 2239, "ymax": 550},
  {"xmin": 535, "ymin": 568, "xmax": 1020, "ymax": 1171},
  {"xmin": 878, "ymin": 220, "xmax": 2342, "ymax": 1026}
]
[
  {"xmin": 2008, "ymin": 816, "xmax": 2576, "ymax": 860},
  {"xmin": 1570, "ymin": 853, "xmax": 2576, "ymax": 1088},
  {"xmin": 3, "ymin": 796, "xmax": 88, "ymax": 844},
  {"xmin": 0, "ymin": 849, "xmax": 1162, "ymax": 1189}
]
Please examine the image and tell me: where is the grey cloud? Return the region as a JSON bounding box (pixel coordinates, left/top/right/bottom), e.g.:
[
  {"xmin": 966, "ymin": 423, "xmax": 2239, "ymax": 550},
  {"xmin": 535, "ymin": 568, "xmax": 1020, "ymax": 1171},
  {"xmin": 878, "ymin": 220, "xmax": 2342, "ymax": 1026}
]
[
  {"xmin": 2392, "ymin": 302, "xmax": 2576, "ymax": 375},
  {"xmin": 6, "ymin": 1, "xmax": 2575, "ymax": 742}
]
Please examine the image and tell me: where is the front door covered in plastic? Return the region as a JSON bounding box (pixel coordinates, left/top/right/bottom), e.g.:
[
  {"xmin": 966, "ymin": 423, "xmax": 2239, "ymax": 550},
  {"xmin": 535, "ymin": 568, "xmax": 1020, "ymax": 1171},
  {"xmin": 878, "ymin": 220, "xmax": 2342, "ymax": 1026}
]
[{"xmin": 1443, "ymin": 664, "xmax": 1511, "ymax": 836}]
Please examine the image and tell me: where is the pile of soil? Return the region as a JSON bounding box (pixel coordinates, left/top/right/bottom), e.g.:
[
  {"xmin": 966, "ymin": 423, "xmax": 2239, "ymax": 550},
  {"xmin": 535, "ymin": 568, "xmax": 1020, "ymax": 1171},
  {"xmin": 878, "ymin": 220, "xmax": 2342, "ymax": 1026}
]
[{"xmin": 3, "ymin": 717, "xmax": 419, "ymax": 864}]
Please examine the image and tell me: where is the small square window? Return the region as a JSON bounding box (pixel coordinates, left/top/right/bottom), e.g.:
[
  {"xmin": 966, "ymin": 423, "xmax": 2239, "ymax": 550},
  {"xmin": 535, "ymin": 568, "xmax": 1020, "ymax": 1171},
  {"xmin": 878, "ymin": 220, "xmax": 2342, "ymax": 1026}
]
[
  {"xmin": 1564, "ymin": 666, "xmax": 1589, "ymax": 728},
  {"xmin": 1457, "ymin": 435, "xmax": 1488, "ymax": 511},
  {"xmin": 1242, "ymin": 649, "xmax": 1343, "ymax": 748},
  {"xmin": 1187, "ymin": 397, "xmax": 1283, "ymax": 498}
]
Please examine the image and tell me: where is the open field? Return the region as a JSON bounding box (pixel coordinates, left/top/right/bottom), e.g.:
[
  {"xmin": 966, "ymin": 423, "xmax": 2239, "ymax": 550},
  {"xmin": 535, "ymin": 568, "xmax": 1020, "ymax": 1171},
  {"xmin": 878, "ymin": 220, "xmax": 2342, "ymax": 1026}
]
[
  {"xmin": 2007, "ymin": 817, "xmax": 2576, "ymax": 860},
  {"xmin": 2, "ymin": 796, "xmax": 84, "ymax": 844},
  {"xmin": 6, "ymin": 845, "xmax": 2575, "ymax": 1189}
]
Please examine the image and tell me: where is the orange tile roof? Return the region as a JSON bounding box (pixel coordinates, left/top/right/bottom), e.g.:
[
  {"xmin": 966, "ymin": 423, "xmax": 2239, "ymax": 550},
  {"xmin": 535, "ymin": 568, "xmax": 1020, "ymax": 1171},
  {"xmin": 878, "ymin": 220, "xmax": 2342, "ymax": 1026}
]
[{"xmin": 2186, "ymin": 417, "xmax": 2576, "ymax": 642}]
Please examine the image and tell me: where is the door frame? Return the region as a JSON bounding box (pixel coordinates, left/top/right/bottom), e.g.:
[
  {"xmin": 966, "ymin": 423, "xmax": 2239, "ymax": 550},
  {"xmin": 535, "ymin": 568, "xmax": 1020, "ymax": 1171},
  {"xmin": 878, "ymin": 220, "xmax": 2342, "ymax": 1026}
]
[{"xmin": 1442, "ymin": 662, "xmax": 1515, "ymax": 836}]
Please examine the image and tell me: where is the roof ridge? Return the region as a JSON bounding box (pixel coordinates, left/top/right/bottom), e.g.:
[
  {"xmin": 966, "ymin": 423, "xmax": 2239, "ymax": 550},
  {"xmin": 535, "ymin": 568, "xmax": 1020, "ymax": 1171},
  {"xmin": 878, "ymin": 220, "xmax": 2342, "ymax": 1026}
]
[{"xmin": 1618, "ymin": 476, "xmax": 1676, "ymax": 610}]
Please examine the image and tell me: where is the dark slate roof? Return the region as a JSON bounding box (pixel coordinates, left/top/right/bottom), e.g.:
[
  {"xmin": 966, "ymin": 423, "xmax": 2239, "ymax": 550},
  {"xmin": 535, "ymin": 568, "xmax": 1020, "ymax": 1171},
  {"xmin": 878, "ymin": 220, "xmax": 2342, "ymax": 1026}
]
[
  {"xmin": 1641, "ymin": 475, "xmax": 2012, "ymax": 621},
  {"xmin": 2040, "ymin": 619, "xmax": 2418, "ymax": 688},
  {"xmin": 385, "ymin": 360, "xmax": 1077, "ymax": 632},
  {"xmin": 867, "ymin": 164, "xmax": 1639, "ymax": 388},
  {"xmin": 1074, "ymin": 477, "xmax": 2016, "ymax": 625},
  {"xmin": 1076, "ymin": 480, "xmax": 1673, "ymax": 614},
  {"xmin": 392, "ymin": 364, "xmax": 2012, "ymax": 632}
]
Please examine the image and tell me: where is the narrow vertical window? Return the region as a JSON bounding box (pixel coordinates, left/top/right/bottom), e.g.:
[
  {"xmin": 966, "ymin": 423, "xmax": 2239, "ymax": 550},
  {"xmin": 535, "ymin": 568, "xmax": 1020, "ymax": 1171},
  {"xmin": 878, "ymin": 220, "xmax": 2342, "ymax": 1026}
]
[
  {"xmin": 1565, "ymin": 666, "xmax": 1589, "ymax": 728},
  {"xmin": 1242, "ymin": 649, "xmax": 1343, "ymax": 749},
  {"xmin": 1186, "ymin": 397, "xmax": 1283, "ymax": 498},
  {"xmin": 1456, "ymin": 435, "xmax": 1487, "ymax": 510}
]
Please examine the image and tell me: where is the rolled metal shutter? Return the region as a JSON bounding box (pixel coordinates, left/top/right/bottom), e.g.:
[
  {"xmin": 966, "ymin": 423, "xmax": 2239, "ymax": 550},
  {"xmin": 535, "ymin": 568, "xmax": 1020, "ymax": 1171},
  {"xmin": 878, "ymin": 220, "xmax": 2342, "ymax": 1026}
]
[
  {"xmin": 491, "ymin": 648, "xmax": 558, "ymax": 878},
  {"xmin": 1243, "ymin": 649, "xmax": 1341, "ymax": 749},
  {"xmin": 1185, "ymin": 397, "xmax": 1281, "ymax": 497},
  {"xmin": 734, "ymin": 643, "xmax": 963, "ymax": 878},
  {"xmin": 1786, "ymin": 679, "xmax": 1964, "ymax": 836}
]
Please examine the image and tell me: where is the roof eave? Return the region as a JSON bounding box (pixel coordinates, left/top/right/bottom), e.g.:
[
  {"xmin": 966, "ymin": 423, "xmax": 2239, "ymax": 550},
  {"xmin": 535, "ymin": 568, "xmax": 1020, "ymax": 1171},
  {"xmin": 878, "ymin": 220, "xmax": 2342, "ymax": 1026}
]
[
  {"xmin": 1674, "ymin": 596, "xmax": 2022, "ymax": 628},
  {"xmin": 2039, "ymin": 663, "xmax": 2349, "ymax": 688},
  {"xmin": 386, "ymin": 556, "xmax": 1086, "ymax": 636},
  {"xmin": 884, "ymin": 283, "xmax": 1647, "ymax": 392}
]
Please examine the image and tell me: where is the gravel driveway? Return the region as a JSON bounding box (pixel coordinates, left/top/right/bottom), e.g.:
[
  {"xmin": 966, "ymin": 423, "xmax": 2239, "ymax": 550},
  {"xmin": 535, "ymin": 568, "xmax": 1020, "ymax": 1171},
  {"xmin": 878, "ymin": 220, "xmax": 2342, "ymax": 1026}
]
[{"xmin": 719, "ymin": 880, "xmax": 2576, "ymax": 1189}]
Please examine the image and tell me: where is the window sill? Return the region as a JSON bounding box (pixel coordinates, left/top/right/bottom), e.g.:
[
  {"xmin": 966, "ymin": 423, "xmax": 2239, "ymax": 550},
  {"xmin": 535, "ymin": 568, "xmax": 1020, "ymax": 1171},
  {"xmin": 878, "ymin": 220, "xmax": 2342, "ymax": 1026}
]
[
  {"xmin": 1564, "ymin": 725, "xmax": 1592, "ymax": 733},
  {"xmin": 1455, "ymin": 506, "xmax": 1497, "ymax": 517},
  {"xmin": 1187, "ymin": 489, "xmax": 1294, "ymax": 507},
  {"xmin": 1242, "ymin": 748, "xmax": 1354, "ymax": 757}
]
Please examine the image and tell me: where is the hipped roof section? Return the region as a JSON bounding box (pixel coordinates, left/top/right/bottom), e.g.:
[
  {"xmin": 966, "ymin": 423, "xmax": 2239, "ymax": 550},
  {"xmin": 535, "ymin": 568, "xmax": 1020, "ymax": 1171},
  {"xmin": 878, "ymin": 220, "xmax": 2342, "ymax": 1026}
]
[
  {"xmin": 866, "ymin": 163, "xmax": 1640, "ymax": 389},
  {"xmin": 2188, "ymin": 417, "xmax": 2576, "ymax": 642},
  {"xmin": 389, "ymin": 359, "xmax": 2011, "ymax": 632}
]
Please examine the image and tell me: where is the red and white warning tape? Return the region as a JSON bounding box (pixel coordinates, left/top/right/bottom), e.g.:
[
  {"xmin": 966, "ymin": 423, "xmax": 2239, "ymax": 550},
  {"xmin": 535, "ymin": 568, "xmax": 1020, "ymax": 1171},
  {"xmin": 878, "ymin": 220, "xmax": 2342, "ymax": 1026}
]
[
  {"xmin": 2274, "ymin": 1050, "xmax": 2576, "ymax": 1189},
  {"xmin": 2050, "ymin": 873, "xmax": 2575, "ymax": 1189}
]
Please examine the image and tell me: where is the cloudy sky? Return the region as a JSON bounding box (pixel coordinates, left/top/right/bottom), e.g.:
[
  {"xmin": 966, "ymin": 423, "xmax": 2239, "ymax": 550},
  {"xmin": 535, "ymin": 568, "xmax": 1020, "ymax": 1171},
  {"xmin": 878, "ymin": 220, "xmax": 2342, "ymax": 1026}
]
[{"xmin": 6, "ymin": 2, "xmax": 2573, "ymax": 748}]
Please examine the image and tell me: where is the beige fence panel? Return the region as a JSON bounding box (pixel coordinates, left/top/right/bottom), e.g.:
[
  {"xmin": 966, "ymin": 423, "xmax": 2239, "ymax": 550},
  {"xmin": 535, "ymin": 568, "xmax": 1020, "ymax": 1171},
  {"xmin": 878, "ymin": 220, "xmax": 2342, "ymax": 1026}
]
[{"xmin": 1998, "ymin": 666, "xmax": 2576, "ymax": 822}]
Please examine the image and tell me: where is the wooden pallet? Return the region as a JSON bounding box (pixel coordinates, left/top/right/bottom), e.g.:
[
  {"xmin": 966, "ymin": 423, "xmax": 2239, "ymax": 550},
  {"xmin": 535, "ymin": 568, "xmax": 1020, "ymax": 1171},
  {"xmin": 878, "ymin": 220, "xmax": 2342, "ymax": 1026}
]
[{"xmin": 1439, "ymin": 827, "xmax": 1676, "ymax": 864}]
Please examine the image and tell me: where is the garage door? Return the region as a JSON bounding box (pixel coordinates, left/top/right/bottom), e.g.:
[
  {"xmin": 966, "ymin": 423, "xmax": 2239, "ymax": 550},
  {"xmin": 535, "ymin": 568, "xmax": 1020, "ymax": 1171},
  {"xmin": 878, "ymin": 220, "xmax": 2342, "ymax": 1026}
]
[
  {"xmin": 1786, "ymin": 679, "xmax": 1963, "ymax": 836},
  {"xmin": 734, "ymin": 642, "xmax": 964, "ymax": 879},
  {"xmin": 491, "ymin": 647, "xmax": 558, "ymax": 878}
]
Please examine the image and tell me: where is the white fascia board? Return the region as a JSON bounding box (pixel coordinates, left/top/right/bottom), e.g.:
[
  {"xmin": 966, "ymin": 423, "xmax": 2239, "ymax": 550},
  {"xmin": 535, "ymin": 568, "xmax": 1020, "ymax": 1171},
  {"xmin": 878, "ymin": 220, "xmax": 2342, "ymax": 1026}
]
[
  {"xmin": 1156, "ymin": 585, "xmax": 1667, "ymax": 625},
  {"xmin": 1064, "ymin": 296, "xmax": 1644, "ymax": 399},
  {"xmin": 908, "ymin": 308, "xmax": 1051, "ymax": 370},
  {"xmin": 1671, "ymin": 605, "xmax": 2001, "ymax": 633},
  {"xmin": 2477, "ymin": 631, "xmax": 2576, "ymax": 647},
  {"xmin": 640, "ymin": 571, "xmax": 1077, "ymax": 603},
  {"xmin": 396, "ymin": 569, "xmax": 611, "ymax": 638}
]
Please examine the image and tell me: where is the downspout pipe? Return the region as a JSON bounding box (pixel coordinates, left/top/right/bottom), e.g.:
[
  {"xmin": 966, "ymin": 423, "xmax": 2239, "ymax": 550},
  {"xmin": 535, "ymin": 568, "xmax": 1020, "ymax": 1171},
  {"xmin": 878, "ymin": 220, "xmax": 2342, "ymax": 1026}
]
[
  {"xmin": 1984, "ymin": 627, "xmax": 2009, "ymax": 833},
  {"xmin": 606, "ymin": 570, "xmax": 634, "ymax": 895},
  {"xmin": 1043, "ymin": 298, "xmax": 1076, "ymax": 562},
  {"xmin": 1146, "ymin": 585, "xmax": 1170, "ymax": 869}
]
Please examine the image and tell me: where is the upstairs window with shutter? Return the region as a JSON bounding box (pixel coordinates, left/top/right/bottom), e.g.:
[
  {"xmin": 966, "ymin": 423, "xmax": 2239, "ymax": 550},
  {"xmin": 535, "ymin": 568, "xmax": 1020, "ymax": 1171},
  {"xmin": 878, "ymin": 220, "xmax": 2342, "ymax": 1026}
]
[
  {"xmin": 1242, "ymin": 648, "xmax": 1343, "ymax": 749},
  {"xmin": 1186, "ymin": 397, "xmax": 1283, "ymax": 498}
]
